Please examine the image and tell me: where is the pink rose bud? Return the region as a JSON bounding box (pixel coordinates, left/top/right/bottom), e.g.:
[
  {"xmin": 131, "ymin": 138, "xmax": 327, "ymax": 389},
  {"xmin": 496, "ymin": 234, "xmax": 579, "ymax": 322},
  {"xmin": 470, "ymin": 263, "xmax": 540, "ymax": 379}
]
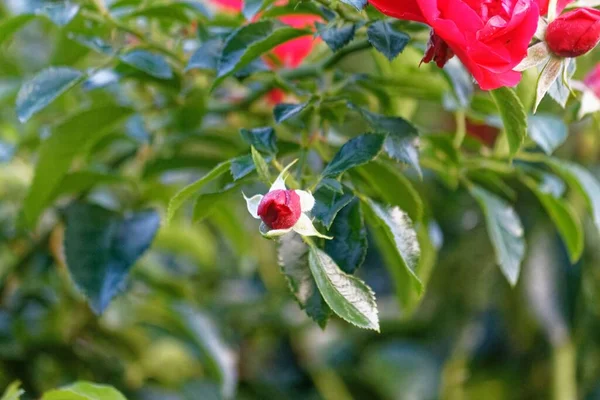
[
  {"xmin": 584, "ymin": 64, "xmax": 600, "ymax": 98},
  {"xmin": 257, "ymin": 189, "xmax": 302, "ymax": 230},
  {"xmin": 546, "ymin": 8, "xmax": 600, "ymax": 58}
]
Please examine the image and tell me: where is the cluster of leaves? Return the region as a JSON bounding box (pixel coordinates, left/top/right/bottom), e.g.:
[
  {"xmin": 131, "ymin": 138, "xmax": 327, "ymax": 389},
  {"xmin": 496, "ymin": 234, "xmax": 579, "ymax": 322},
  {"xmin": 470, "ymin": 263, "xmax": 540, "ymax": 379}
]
[{"xmin": 1, "ymin": 0, "xmax": 600, "ymax": 398}]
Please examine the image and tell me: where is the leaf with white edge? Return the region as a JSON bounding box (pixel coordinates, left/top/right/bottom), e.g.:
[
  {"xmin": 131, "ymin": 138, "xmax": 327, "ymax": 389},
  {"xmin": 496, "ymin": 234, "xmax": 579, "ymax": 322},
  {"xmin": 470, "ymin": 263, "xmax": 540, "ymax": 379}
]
[
  {"xmin": 41, "ymin": 382, "xmax": 126, "ymax": 400},
  {"xmin": 535, "ymin": 56, "xmax": 562, "ymax": 111},
  {"xmin": 547, "ymin": 159, "xmax": 600, "ymax": 235},
  {"xmin": 16, "ymin": 67, "xmax": 84, "ymax": 122},
  {"xmin": 308, "ymin": 246, "xmax": 379, "ymax": 331},
  {"xmin": 350, "ymin": 104, "xmax": 421, "ymax": 175},
  {"xmin": 514, "ymin": 42, "xmax": 550, "ymax": 72},
  {"xmin": 293, "ymin": 214, "xmax": 333, "ymax": 239},
  {"xmin": 120, "ymin": 50, "xmax": 173, "ymax": 79},
  {"xmin": 0, "ymin": 15, "xmax": 36, "ymax": 46},
  {"xmin": 186, "ymin": 39, "xmax": 224, "ymax": 71},
  {"xmin": 362, "ymin": 199, "xmax": 423, "ymax": 309},
  {"xmin": 251, "ymin": 146, "xmax": 271, "ymax": 185},
  {"xmin": 240, "ymin": 126, "xmax": 278, "ymax": 154},
  {"xmin": 171, "ymin": 305, "xmax": 238, "ymax": 400},
  {"xmin": 322, "ymin": 133, "xmax": 385, "ymax": 178},
  {"xmin": 367, "ymin": 21, "xmax": 410, "ymax": 61},
  {"xmin": 548, "ymin": 58, "xmax": 575, "ymax": 108},
  {"xmin": 64, "ymin": 203, "xmax": 160, "ymax": 314},
  {"xmin": 471, "ymin": 186, "xmax": 525, "ymax": 286},
  {"xmin": 278, "ymin": 233, "xmax": 331, "ymax": 327},
  {"xmin": 490, "ymin": 87, "xmax": 528, "ymax": 157},
  {"xmin": 339, "ymin": 0, "xmax": 367, "ymax": 10},
  {"xmin": 274, "ymin": 102, "xmax": 311, "ymax": 124},
  {"xmin": 528, "ymin": 114, "xmax": 568, "ymax": 155},
  {"xmin": 524, "ymin": 179, "xmax": 583, "ymax": 263},
  {"xmin": 167, "ymin": 161, "xmax": 232, "ymax": 223},
  {"xmin": 1, "ymin": 382, "xmax": 24, "ymax": 400},
  {"xmin": 316, "ymin": 22, "xmax": 356, "ymax": 52},
  {"xmin": 324, "ymin": 199, "xmax": 367, "ymax": 274},
  {"xmin": 20, "ymin": 106, "xmax": 132, "ymax": 228},
  {"xmin": 214, "ymin": 20, "xmax": 311, "ymax": 89}
]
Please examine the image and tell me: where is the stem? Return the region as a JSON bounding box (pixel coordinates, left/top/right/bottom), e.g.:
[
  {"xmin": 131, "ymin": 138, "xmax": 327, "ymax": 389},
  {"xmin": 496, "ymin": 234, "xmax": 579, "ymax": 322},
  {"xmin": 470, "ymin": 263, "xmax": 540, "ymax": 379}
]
[
  {"xmin": 553, "ymin": 339, "xmax": 577, "ymax": 400},
  {"xmin": 453, "ymin": 109, "xmax": 466, "ymax": 149}
]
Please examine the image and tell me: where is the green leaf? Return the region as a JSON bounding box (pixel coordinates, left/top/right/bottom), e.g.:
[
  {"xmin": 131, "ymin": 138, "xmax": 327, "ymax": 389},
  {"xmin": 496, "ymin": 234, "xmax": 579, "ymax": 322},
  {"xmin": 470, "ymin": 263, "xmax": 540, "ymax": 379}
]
[
  {"xmin": 251, "ymin": 146, "xmax": 271, "ymax": 185},
  {"xmin": 367, "ymin": 21, "xmax": 409, "ymax": 61},
  {"xmin": 443, "ymin": 58, "xmax": 473, "ymax": 108},
  {"xmin": 339, "ymin": 0, "xmax": 367, "ymax": 10},
  {"xmin": 322, "ymin": 133, "xmax": 385, "ymax": 178},
  {"xmin": 490, "ymin": 87, "xmax": 527, "ymax": 157},
  {"xmin": 122, "ymin": 4, "xmax": 191, "ymax": 22},
  {"xmin": 20, "ymin": 106, "xmax": 133, "ymax": 228},
  {"xmin": 356, "ymin": 161, "xmax": 423, "ymax": 222},
  {"xmin": 324, "ymin": 199, "xmax": 367, "ymax": 274},
  {"xmin": 186, "ymin": 39, "xmax": 223, "ymax": 72},
  {"xmin": 278, "ymin": 233, "xmax": 331, "ymax": 328},
  {"xmin": 243, "ymin": 0, "xmax": 267, "ymax": 19},
  {"xmin": 528, "ymin": 114, "xmax": 567, "ymax": 155},
  {"xmin": 547, "ymin": 159, "xmax": 600, "ymax": 235},
  {"xmin": 214, "ymin": 20, "xmax": 311, "ymax": 89},
  {"xmin": 0, "ymin": 15, "xmax": 36, "ymax": 46},
  {"xmin": 64, "ymin": 203, "xmax": 160, "ymax": 314},
  {"xmin": 525, "ymin": 180, "xmax": 583, "ymax": 263},
  {"xmin": 51, "ymin": 171, "xmax": 130, "ymax": 201},
  {"xmin": 120, "ymin": 50, "xmax": 173, "ymax": 79},
  {"xmin": 171, "ymin": 305, "xmax": 237, "ymax": 399},
  {"xmin": 273, "ymin": 102, "xmax": 311, "ymax": 124},
  {"xmin": 16, "ymin": 67, "xmax": 84, "ymax": 122},
  {"xmin": 240, "ymin": 127, "xmax": 277, "ymax": 155},
  {"xmin": 41, "ymin": 382, "xmax": 126, "ymax": 400},
  {"xmin": 471, "ymin": 186, "xmax": 525, "ymax": 286},
  {"xmin": 230, "ymin": 154, "xmax": 256, "ymax": 181},
  {"xmin": 1, "ymin": 382, "xmax": 24, "ymax": 400},
  {"xmin": 312, "ymin": 186, "xmax": 354, "ymax": 229},
  {"xmin": 350, "ymin": 104, "xmax": 421, "ymax": 175},
  {"xmin": 362, "ymin": 199, "xmax": 423, "ymax": 309},
  {"xmin": 167, "ymin": 161, "xmax": 232, "ymax": 223},
  {"xmin": 316, "ymin": 22, "xmax": 356, "ymax": 52},
  {"xmin": 308, "ymin": 246, "xmax": 379, "ymax": 331}
]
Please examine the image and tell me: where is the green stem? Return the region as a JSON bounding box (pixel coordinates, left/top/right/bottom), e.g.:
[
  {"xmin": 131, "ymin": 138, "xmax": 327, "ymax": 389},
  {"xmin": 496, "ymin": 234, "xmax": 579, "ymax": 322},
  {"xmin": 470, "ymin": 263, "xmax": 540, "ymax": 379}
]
[
  {"xmin": 553, "ymin": 339, "xmax": 577, "ymax": 400},
  {"xmin": 453, "ymin": 109, "xmax": 466, "ymax": 149}
]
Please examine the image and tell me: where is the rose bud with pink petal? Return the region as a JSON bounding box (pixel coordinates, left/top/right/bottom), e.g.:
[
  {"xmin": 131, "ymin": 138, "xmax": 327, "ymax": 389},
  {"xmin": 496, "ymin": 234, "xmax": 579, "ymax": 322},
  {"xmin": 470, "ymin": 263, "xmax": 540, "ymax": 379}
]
[
  {"xmin": 257, "ymin": 189, "xmax": 302, "ymax": 230},
  {"xmin": 546, "ymin": 8, "xmax": 600, "ymax": 58}
]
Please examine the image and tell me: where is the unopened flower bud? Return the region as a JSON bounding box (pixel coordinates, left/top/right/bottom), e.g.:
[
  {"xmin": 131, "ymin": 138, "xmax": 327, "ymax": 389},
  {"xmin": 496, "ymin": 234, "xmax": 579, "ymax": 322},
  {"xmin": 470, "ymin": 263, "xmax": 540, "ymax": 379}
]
[
  {"xmin": 257, "ymin": 189, "xmax": 302, "ymax": 230},
  {"xmin": 546, "ymin": 8, "xmax": 600, "ymax": 58}
]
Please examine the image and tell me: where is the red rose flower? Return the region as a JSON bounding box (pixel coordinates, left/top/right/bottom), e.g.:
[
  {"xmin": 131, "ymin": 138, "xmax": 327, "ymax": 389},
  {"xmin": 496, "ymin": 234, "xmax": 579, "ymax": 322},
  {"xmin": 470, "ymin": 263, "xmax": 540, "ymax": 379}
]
[
  {"xmin": 545, "ymin": 8, "xmax": 600, "ymax": 58},
  {"xmin": 537, "ymin": 0, "xmax": 573, "ymax": 16},
  {"xmin": 584, "ymin": 64, "xmax": 600, "ymax": 98},
  {"xmin": 368, "ymin": 0, "xmax": 540, "ymax": 90},
  {"xmin": 257, "ymin": 189, "xmax": 302, "ymax": 229}
]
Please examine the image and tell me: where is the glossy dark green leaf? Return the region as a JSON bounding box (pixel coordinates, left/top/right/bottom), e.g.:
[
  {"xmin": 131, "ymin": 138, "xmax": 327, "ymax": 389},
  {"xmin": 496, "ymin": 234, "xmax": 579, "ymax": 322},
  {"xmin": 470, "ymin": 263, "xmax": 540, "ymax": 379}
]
[
  {"xmin": 356, "ymin": 161, "xmax": 423, "ymax": 222},
  {"xmin": 324, "ymin": 199, "xmax": 367, "ymax": 274},
  {"xmin": 20, "ymin": 106, "xmax": 133, "ymax": 228},
  {"xmin": 251, "ymin": 146, "xmax": 271, "ymax": 185},
  {"xmin": 16, "ymin": 67, "xmax": 84, "ymax": 122},
  {"xmin": 120, "ymin": 50, "xmax": 173, "ymax": 79},
  {"xmin": 367, "ymin": 21, "xmax": 409, "ymax": 61},
  {"xmin": 64, "ymin": 203, "xmax": 160, "ymax": 314},
  {"xmin": 278, "ymin": 233, "xmax": 331, "ymax": 328},
  {"xmin": 318, "ymin": 178, "xmax": 343, "ymax": 194},
  {"xmin": 547, "ymin": 159, "xmax": 600, "ymax": 235},
  {"xmin": 350, "ymin": 104, "xmax": 421, "ymax": 175},
  {"xmin": 308, "ymin": 246, "xmax": 379, "ymax": 331},
  {"xmin": 240, "ymin": 127, "xmax": 277, "ymax": 155},
  {"xmin": 273, "ymin": 102, "xmax": 310, "ymax": 124},
  {"xmin": 490, "ymin": 87, "xmax": 527, "ymax": 157},
  {"xmin": 167, "ymin": 161, "xmax": 232, "ymax": 223},
  {"xmin": 230, "ymin": 155, "xmax": 255, "ymax": 181},
  {"xmin": 186, "ymin": 39, "xmax": 224, "ymax": 72},
  {"xmin": 214, "ymin": 20, "xmax": 310, "ymax": 89},
  {"xmin": 322, "ymin": 133, "xmax": 385, "ymax": 178},
  {"xmin": 316, "ymin": 22, "xmax": 356, "ymax": 52},
  {"xmin": 312, "ymin": 186, "xmax": 354, "ymax": 229},
  {"xmin": 41, "ymin": 382, "xmax": 126, "ymax": 400},
  {"xmin": 528, "ymin": 114, "xmax": 567, "ymax": 155},
  {"xmin": 471, "ymin": 186, "xmax": 525, "ymax": 286},
  {"xmin": 362, "ymin": 199, "xmax": 423, "ymax": 309}
]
